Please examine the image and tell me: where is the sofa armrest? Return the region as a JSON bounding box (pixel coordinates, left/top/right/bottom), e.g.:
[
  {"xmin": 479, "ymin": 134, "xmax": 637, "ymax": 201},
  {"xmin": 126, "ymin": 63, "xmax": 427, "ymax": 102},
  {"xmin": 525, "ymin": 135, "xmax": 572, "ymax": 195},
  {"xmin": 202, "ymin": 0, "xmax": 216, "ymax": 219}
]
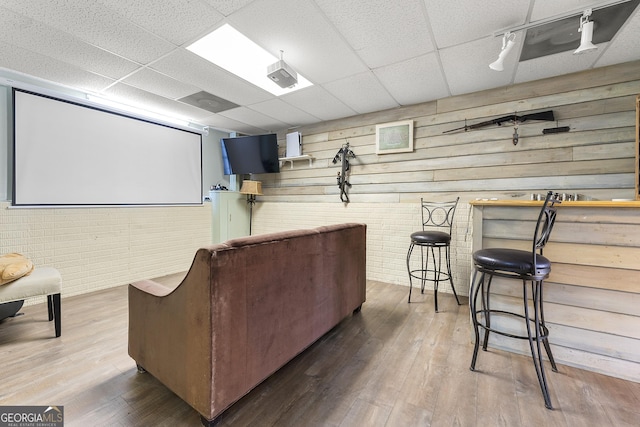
[
  {"xmin": 128, "ymin": 248, "xmax": 214, "ymax": 418},
  {"xmin": 129, "ymin": 279, "xmax": 173, "ymax": 297}
]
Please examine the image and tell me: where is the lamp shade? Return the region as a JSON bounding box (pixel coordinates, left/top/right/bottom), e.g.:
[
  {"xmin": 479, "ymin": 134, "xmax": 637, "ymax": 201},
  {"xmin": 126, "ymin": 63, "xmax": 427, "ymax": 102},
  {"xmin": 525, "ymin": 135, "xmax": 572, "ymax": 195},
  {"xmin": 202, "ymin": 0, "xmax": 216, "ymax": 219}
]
[{"xmin": 239, "ymin": 180, "xmax": 263, "ymax": 196}]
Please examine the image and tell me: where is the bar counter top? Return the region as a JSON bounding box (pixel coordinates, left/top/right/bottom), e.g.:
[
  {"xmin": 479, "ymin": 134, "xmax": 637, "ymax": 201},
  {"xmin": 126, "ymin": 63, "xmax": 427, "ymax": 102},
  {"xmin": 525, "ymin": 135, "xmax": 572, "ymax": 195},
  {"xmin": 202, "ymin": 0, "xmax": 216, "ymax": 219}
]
[{"xmin": 470, "ymin": 199, "xmax": 640, "ymax": 208}]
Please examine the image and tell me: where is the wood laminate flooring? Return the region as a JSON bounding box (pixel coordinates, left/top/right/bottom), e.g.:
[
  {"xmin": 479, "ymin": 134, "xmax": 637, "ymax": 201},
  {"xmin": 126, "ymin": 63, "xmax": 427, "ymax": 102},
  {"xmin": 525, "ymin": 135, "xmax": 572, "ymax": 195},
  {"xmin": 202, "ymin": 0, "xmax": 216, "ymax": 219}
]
[{"xmin": 1, "ymin": 278, "xmax": 639, "ymax": 426}]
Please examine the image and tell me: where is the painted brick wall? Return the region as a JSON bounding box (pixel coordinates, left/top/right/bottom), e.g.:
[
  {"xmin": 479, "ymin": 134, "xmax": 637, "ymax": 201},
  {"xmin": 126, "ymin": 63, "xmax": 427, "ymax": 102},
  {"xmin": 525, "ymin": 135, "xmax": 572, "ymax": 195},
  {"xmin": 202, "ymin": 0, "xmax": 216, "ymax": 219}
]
[
  {"xmin": 252, "ymin": 201, "xmax": 472, "ymax": 297},
  {"xmin": 1, "ymin": 198, "xmax": 468, "ymax": 306},
  {"xmin": 1, "ymin": 202, "xmax": 212, "ymax": 304}
]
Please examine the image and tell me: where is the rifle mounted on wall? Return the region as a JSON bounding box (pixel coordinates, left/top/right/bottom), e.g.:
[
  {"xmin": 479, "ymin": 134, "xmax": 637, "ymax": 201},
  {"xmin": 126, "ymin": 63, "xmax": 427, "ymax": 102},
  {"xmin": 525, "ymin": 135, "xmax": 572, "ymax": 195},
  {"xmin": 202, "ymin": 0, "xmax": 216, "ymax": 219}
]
[
  {"xmin": 443, "ymin": 110, "xmax": 555, "ymax": 145},
  {"xmin": 332, "ymin": 142, "xmax": 356, "ymax": 203}
]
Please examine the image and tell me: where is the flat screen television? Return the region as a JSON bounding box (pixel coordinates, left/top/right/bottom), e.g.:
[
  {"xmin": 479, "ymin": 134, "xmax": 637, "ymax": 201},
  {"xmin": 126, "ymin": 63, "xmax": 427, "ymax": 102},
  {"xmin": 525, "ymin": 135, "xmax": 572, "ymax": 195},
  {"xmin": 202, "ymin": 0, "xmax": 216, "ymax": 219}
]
[{"xmin": 221, "ymin": 133, "xmax": 280, "ymax": 175}]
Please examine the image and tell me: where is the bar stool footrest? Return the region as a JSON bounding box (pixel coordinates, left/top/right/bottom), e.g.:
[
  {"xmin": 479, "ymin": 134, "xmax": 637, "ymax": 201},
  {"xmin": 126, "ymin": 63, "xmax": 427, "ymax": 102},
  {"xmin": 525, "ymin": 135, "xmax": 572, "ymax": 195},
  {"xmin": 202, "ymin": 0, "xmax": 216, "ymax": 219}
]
[{"xmin": 474, "ymin": 309, "xmax": 551, "ymax": 341}]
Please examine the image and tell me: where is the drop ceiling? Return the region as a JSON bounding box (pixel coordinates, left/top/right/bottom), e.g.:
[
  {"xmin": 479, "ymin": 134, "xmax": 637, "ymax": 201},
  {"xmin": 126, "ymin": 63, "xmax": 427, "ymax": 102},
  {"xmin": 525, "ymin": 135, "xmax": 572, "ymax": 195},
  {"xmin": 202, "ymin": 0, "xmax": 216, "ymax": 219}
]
[{"xmin": 0, "ymin": 0, "xmax": 639, "ymax": 135}]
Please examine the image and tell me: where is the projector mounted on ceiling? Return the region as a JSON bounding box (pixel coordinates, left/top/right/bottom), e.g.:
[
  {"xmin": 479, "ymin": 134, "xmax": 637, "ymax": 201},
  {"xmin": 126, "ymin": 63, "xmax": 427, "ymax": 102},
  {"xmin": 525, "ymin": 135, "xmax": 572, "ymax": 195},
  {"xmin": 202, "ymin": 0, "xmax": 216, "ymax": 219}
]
[{"xmin": 267, "ymin": 51, "xmax": 298, "ymax": 88}]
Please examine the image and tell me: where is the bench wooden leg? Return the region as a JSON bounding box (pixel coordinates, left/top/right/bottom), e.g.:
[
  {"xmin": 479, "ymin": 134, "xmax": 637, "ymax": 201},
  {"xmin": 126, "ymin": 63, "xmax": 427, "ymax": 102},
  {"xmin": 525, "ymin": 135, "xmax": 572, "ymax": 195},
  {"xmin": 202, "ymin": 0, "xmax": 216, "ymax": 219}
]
[
  {"xmin": 47, "ymin": 295, "xmax": 54, "ymax": 321},
  {"xmin": 48, "ymin": 293, "xmax": 62, "ymax": 337}
]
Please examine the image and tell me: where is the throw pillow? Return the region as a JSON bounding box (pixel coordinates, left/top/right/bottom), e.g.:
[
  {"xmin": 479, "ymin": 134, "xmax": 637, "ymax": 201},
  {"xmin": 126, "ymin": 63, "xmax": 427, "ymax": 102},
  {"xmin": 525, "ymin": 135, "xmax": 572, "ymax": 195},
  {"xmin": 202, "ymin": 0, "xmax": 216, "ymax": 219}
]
[{"xmin": 0, "ymin": 253, "xmax": 35, "ymax": 286}]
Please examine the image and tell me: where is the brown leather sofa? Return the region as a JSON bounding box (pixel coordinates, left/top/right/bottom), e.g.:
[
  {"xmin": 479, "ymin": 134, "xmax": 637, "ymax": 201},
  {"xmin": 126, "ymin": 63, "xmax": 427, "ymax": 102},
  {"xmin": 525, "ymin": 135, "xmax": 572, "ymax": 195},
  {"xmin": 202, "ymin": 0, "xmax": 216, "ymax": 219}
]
[{"xmin": 128, "ymin": 223, "xmax": 366, "ymax": 426}]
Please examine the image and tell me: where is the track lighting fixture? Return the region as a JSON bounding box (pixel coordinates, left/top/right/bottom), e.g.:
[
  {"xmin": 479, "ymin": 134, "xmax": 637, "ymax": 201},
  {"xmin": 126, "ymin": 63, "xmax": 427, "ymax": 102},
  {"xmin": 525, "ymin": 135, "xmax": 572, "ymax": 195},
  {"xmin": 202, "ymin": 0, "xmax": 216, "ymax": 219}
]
[
  {"xmin": 489, "ymin": 32, "xmax": 516, "ymax": 71},
  {"xmin": 489, "ymin": 1, "xmax": 623, "ymax": 67},
  {"xmin": 574, "ymin": 9, "xmax": 598, "ymax": 54}
]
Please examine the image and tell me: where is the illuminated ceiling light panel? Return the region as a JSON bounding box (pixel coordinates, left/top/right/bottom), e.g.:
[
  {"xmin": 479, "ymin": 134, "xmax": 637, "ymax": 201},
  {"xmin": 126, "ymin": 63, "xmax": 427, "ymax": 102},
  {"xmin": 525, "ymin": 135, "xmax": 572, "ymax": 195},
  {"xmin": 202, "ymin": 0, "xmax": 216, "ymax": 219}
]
[{"xmin": 187, "ymin": 24, "xmax": 312, "ymax": 96}]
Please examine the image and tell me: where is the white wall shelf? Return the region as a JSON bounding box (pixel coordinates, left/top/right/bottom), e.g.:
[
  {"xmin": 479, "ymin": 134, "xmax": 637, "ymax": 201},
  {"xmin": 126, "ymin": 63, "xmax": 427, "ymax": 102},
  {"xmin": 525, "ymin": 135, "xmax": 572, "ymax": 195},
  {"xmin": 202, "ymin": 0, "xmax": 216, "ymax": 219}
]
[{"xmin": 279, "ymin": 154, "xmax": 313, "ymax": 169}]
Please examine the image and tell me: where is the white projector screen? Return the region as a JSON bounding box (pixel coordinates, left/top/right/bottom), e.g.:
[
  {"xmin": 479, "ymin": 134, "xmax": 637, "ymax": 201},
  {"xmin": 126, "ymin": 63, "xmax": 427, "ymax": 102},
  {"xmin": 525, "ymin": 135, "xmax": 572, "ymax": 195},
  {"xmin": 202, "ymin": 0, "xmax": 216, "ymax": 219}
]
[{"xmin": 13, "ymin": 89, "xmax": 202, "ymax": 206}]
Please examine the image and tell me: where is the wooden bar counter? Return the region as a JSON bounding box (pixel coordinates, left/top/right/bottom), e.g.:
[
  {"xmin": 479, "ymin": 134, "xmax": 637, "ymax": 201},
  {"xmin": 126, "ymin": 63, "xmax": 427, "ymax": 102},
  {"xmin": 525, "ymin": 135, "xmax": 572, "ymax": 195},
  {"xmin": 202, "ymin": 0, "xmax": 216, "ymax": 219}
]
[{"xmin": 470, "ymin": 199, "xmax": 640, "ymax": 383}]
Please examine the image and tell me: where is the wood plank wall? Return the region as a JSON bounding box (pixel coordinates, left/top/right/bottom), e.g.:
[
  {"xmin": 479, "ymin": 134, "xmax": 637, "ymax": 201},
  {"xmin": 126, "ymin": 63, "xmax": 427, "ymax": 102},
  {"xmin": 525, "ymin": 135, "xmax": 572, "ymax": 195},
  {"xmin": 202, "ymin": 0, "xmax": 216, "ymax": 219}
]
[
  {"xmin": 258, "ymin": 60, "xmax": 640, "ymax": 202},
  {"xmin": 252, "ymin": 59, "xmax": 639, "ymax": 295},
  {"xmin": 474, "ymin": 204, "xmax": 640, "ymax": 383},
  {"xmin": 249, "ymin": 61, "xmax": 640, "ymax": 382}
]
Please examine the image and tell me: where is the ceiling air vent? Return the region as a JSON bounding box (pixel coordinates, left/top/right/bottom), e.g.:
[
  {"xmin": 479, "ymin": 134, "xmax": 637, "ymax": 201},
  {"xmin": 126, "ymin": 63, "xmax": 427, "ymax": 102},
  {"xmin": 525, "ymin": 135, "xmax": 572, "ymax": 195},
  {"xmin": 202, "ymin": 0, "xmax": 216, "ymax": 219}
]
[{"xmin": 178, "ymin": 91, "xmax": 239, "ymax": 114}]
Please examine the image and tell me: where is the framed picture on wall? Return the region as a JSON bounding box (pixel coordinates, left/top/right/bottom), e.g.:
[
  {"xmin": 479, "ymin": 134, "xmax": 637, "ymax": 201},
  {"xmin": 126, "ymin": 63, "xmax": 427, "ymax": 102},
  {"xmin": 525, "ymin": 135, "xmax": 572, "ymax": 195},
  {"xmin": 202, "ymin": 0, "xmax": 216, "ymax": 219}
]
[{"xmin": 376, "ymin": 120, "xmax": 413, "ymax": 154}]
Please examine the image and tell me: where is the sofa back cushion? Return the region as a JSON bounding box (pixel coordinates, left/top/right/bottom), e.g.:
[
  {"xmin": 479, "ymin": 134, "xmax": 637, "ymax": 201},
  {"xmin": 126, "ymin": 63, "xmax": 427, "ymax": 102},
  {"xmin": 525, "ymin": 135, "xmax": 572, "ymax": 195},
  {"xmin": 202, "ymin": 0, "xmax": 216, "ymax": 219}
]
[{"xmin": 207, "ymin": 223, "xmax": 366, "ymax": 415}]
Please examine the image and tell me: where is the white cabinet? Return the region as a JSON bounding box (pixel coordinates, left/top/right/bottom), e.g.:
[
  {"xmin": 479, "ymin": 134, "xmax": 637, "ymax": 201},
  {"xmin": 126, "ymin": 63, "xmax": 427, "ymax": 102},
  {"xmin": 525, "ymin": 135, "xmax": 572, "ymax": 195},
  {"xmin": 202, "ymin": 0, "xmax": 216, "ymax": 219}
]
[{"xmin": 210, "ymin": 191, "xmax": 249, "ymax": 243}]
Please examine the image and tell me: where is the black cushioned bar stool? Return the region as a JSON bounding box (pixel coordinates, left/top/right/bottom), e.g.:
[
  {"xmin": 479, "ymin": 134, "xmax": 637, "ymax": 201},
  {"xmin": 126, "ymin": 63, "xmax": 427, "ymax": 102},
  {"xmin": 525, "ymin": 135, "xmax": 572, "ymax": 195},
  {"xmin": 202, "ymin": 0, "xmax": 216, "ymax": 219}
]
[
  {"xmin": 469, "ymin": 191, "xmax": 561, "ymax": 409},
  {"xmin": 406, "ymin": 197, "xmax": 461, "ymax": 311}
]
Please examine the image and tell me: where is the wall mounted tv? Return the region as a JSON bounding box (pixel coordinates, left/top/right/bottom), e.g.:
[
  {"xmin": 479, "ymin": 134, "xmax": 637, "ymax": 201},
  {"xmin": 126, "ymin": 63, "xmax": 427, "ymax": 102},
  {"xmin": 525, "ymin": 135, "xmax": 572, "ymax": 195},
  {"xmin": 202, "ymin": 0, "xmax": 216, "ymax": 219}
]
[{"xmin": 221, "ymin": 133, "xmax": 280, "ymax": 175}]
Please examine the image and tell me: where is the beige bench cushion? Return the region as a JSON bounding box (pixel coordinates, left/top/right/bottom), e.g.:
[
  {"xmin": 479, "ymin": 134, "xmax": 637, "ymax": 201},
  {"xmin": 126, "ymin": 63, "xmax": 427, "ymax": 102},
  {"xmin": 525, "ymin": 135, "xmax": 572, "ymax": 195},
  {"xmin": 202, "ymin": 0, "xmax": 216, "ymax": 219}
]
[{"xmin": 0, "ymin": 267, "xmax": 61, "ymax": 304}]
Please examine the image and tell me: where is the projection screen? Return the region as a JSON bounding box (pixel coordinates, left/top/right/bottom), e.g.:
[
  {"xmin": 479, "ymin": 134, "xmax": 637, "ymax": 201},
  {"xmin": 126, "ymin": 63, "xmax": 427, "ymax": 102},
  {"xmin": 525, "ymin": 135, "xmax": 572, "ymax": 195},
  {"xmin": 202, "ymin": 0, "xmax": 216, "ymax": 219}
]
[{"xmin": 13, "ymin": 89, "xmax": 202, "ymax": 206}]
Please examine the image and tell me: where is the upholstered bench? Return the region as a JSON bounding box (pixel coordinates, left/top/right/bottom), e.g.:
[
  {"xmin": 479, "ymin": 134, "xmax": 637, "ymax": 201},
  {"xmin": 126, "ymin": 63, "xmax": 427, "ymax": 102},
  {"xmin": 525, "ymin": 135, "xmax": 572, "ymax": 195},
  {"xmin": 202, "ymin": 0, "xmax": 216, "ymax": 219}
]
[{"xmin": 0, "ymin": 267, "xmax": 62, "ymax": 337}]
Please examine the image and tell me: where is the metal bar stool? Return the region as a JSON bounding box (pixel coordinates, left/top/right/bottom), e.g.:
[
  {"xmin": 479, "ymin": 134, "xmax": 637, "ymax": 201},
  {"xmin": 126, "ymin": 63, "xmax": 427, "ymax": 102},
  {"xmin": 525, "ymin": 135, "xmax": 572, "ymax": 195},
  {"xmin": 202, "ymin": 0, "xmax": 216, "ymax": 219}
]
[
  {"xmin": 469, "ymin": 191, "xmax": 561, "ymax": 409},
  {"xmin": 406, "ymin": 197, "xmax": 461, "ymax": 311}
]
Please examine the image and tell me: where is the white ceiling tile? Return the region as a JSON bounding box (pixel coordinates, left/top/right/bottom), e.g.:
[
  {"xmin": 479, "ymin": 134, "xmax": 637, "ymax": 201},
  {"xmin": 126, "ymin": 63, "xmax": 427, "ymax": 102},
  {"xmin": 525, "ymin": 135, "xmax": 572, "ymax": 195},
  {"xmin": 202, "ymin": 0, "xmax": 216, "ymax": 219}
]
[
  {"xmin": 595, "ymin": 10, "xmax": 640, "ymax": 67},
  {"xmin": 200, "ymin": 0, "xmax": 256, "ymax": 17},
  {"xmin": 122, "ymin": 68, "xmax": 200, "ymax": 100},
  {"xmin": 440, "ymin": 37, "xmax": 516, "ymax": 96},
  {"xmin": 0, "ymin": 0, "xmax": 175, "ymax": 64},
  {"xmin": 102, "ymin": 82, "xmax": 214, "ymax": 122},
  {"xmin": 227, "ymin": 0, "xmax": 368, "ymax": 84},
  {"xmin": 95, "ymin": 0, "xmax": 224, "ymax": 45},
  {"xmin": 314, "ymin": 0, "xmax": 434, "ymax": 68},
  {"xmin": 323, "ymin": 71, "xmax": 399, "ymax": 114},
  {"xmin": 0, "ymin": 7, "xmax": 139, "ymax": 80},
  {"xmin": 280, "ymin": 86, "xmax": 357, "ymax": 122},
  {"xmin": 530, "ymin": 0, "xmax": 595, "ymax": 22},
  {"xmin": 514, "ymin": 47, "xmax": 603, "ymax": 84},
  {"xmin": 250, "ymin": 99, "xmax": 320, "ymax": 127},
  {"xmin": 150, "ymin": 49, "xmax": 273, "ymax": 105},
  {"xmin": 426, "ymin": 0, "xmax": 530, "ymax": 48},
  {"xmin": 200, "ymin": 113, "xmax": 269, "ymax": 134},
  {"xmin": 220, "ymin": 107, "xmax": 290, "ymax": 132},
  {"xmin": 374, "ymin": 53, "xmax": 450, "ymax": 106},
  {"xmin": 0, "ymin": 40, "xmax": 115, "ymax": 93}
]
